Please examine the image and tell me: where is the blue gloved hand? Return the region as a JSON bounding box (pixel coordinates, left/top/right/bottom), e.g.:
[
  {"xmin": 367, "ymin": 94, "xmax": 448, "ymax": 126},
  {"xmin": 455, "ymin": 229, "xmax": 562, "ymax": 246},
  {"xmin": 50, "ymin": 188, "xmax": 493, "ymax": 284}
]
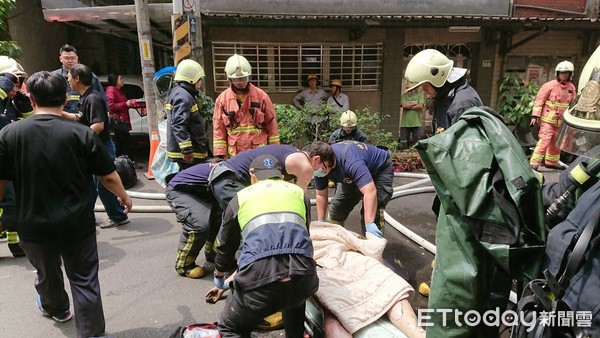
[
  {"xmin": 213, "ymin": 275, "xmax": 229, "ymax": 290},
  {"xmin": 365, "ymin": 222, "xmax": 383, "ymax": 238}
]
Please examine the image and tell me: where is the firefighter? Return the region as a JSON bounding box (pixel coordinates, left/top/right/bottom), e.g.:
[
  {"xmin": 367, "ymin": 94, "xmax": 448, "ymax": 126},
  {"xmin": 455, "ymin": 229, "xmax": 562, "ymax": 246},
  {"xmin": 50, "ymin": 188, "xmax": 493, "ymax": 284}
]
[
  {"xmin": 166, "ymin": 59, "xmax": 210, "ymax": 171},
  {"xmin": 529, "ymin": 61, "xmax": 577, "ymax": 170},
  {"xmin": 0, "ymin": 57, "xmax": 31, "ymax": 257},
  {"xmin": 328, "ymin": 110, "xmax": 368, "ymax": 144},
  {"xmin": 213, "ymin": 54, "xmax": 279, "ymax": 159},
  {"xmin": 404, "ymin": 49, "xmax": 483, "ymax": 131}
]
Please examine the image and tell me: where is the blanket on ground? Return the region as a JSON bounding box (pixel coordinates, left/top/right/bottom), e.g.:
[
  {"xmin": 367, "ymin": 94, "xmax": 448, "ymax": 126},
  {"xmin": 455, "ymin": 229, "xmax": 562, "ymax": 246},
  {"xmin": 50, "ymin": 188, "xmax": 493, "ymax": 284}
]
[{"xmin": 310, "ymin": 221, "xmax": 414, "ymax": 333}]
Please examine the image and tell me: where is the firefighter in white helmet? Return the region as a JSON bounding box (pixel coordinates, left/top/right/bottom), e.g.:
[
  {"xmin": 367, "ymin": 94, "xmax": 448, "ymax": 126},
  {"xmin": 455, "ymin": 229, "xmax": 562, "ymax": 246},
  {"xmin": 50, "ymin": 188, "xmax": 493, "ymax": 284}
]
[
  {"xmin": 0, "ymin": 56, "xmax": 30, "ymax": 257},
  {"xmin": 529, "ymin": 60, "xmax": 577, "ymax": 171},
  {"xmin": 166, "ymin": 59, "xmax": 210, "ymax": 171},
  {"xmin": 404, "ymin": 49, "xmax": 483, "ymax": 131},
  {"xmin": 213, "ymin": 54, "xmax": 279, "ymax": 158},
  {"xmin": 328, "ymin": 110, "xmax": 367, "ymax": 144}
]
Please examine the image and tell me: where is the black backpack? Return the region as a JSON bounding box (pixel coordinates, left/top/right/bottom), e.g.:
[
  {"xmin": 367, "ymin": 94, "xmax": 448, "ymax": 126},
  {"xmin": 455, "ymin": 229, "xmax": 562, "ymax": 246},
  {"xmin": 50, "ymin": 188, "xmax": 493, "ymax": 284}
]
[{"xmin": 114, "ymin": 155, "xmax": 138, "ymax": 189}]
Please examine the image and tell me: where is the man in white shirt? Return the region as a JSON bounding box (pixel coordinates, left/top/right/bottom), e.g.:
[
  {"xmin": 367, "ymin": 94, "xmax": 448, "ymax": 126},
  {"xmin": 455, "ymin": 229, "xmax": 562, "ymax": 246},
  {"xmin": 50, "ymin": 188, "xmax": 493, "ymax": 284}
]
[
  {"xmin": 293, "ymin": 73, "xmax": 328, "ymax": 109},
  {"xmin": 326, "ymin": 79, "xmax": 349, "ymax": 112}
]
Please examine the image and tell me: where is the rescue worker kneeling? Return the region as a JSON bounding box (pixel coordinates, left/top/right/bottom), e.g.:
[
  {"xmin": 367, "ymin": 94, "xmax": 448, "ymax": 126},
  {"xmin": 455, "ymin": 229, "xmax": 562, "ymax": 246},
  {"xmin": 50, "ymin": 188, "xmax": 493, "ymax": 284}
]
[{"xmin": 212, "ymin": 154, "xmax": 318, "ymax": 338}]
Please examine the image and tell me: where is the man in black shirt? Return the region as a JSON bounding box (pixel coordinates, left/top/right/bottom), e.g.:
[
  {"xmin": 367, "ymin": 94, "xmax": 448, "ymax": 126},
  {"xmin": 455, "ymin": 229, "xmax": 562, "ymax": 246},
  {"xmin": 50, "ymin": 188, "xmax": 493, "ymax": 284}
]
[
  {"xmin": 0, "ymin": 71, "xmax": 132, "ymax": 338},
  {"xmin": 62, "ymin": 64, "xmax": 129, "ymax": 229}
]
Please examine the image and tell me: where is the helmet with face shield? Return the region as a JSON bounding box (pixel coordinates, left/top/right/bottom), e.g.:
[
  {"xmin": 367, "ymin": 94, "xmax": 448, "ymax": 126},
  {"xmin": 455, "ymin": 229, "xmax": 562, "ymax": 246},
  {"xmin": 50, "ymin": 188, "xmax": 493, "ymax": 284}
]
[{"xmin": 557, "ymin": 54, "xmax": 600, "ymax": 159}]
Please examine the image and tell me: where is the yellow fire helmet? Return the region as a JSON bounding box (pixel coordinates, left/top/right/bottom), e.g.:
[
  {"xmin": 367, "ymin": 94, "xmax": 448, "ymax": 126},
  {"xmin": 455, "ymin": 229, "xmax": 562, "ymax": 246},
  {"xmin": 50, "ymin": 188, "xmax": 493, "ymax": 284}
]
[
  {"xmin": 404, "ymin": 49, "xmax": 453, "ymax": 92},
  {"xmin": 0, "ymin": 56, "xmax": 26, "ymax": 77},
  {"xmin": 557, "ymin": 48, "xmax": 600, "ymax": 159},
  {"xmin": 174, "ymin": 59, "xmax": 205, "ymax": 84},
  {"xmin": 340, "ymin": 110, "xmax": 357, "ymax": 128},
  {"xmin": 307, "ymin": 73, "xmax": 319, "ymax": 81},
  {"xmin": 225, "ymin": 54, "xmax": 252, "ymax": 79}
]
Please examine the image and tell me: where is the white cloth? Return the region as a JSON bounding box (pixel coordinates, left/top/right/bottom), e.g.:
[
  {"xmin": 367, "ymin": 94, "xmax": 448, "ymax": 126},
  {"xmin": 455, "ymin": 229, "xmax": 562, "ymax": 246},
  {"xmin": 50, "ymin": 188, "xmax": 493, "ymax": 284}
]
[{"xmin": 310, "ymin": 221, "xmax": 414, "ymax": 334}]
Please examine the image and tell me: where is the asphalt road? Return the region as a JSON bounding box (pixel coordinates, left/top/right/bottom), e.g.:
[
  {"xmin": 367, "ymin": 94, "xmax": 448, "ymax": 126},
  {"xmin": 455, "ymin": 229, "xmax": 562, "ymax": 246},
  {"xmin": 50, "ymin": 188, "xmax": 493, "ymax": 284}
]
[{"xmin": 0, "ymin": 165, "xmax": 561, "ymax": 337}]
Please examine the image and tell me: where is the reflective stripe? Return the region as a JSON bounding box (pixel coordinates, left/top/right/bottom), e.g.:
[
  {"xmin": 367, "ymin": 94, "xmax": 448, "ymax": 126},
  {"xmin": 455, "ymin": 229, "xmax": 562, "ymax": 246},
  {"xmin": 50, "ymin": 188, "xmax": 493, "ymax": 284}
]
[
  {"xmin": 241, "ymin": 212, "xmax": 306, "ymax": 240},
  {"xmin": 68, "ymin": 94, "xmax": 80, "ymax": 101},
  {"xmin": 227, "ymin": 125, "xmax": 261, "ymax": 135},
  {"xmin": 540, "ymin": 116, "xmax": 563, "ymax": 124},
  {"xmin": 165, "ymin": 103, "xmax": 173, "ymax": 110},
  {"xmin": 213, "ymin": 140, "xmax": 227, "ymax": 147},
  {"xmin": 0, "ymin": 89, "xmax": 7, "ymax": 100},
  {"xmin": 167, "ymin": 151, "xmax": 208, "ymax": 159},
  {"xmin": 570, "ymin": 163, "xmax": 590, "ymax": 186},
  {"xmin": 544, "ymin": 100, "xmax": 569, "ymax": 108},
  {"xmin": 179, "ymin": 140, "xmax": 192, "ymax": 149},
  {"xmin": 268, "ymin": 135, "xmax": 280, "ymax": 143},
  {"xmin": 190, "ymin": 104, "xmax": 199, "ymax": 113}
]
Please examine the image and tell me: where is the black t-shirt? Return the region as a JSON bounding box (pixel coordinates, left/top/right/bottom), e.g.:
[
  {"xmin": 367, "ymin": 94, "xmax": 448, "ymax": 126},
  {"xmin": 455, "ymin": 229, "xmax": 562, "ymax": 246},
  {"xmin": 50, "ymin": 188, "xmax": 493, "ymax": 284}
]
[
  {"xmin": 0, "ymin": 114, "xmax": 115, "ymax": 242},
  {"xmin": 78, "ymin": 86, "xmax": 111, "ymax": 141}
]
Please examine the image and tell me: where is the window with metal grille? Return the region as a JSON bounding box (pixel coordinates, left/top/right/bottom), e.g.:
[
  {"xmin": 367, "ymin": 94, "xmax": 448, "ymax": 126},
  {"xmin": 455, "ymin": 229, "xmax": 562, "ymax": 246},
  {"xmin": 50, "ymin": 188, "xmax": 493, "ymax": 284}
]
[{"xmin": 212, "ymin": 42, "xmax": 383, "ymax": 92}]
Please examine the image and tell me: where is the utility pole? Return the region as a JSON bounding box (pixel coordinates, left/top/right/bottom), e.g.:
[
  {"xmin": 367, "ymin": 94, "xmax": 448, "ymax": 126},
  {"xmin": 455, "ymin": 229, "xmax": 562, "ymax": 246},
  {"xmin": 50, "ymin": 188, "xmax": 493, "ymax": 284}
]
[
  {"xmin": 191, "ymin": 1, "xmax": 204, "ymax": 68},
  {"xmin": 134, "ymin": 0, "xmax": 158, "ymax": 134},
  {"xmin": 171, "ymin": 1, "xmax": 204, "ymax": 69}
]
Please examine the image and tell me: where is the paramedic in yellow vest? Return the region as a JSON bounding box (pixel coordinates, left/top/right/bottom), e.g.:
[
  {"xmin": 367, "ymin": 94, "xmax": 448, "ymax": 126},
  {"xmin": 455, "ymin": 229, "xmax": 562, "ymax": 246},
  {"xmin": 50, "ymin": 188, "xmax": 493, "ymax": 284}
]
[
  {"xmin": 530, "ymin": 61, "xmax": 577, "ymax": 170},
  {"xmin": 213, "ymin": 54, "xmax": 279, "ymax": 159},
  {"xmin": 212, "ymin": 154, "xmax": 318, "ymax": 337}
]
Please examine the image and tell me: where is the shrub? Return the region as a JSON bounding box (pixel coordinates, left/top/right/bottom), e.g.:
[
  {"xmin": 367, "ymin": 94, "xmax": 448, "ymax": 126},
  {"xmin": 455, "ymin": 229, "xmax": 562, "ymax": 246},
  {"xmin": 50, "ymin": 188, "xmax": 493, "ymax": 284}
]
[
  {"xmin": 274, "ymin": 103, "xmax": 398, "ymax": 150},
  {"xmin": 497, "ymin": 73, "xmax": 539, "ymax": 128}
]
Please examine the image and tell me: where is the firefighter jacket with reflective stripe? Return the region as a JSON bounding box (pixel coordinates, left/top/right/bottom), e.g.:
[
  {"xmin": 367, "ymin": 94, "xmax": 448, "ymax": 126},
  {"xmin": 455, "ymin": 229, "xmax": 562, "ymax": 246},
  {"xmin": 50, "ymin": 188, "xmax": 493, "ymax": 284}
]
[
  {"xmin": 532, "ymin": 79, "xmax": 576, "ymax": 124},
  {"xmin": 215, "ymin": 179, "xmax": 312, "ymax": 272},
  {"xmin": 166, "ymin": 82, "xmax": 209, "ymax": 161},
  {"xmin": 416, "ymin": 107, "xmax": 546, "ymax": 337},
  {"xmin": 213, "ymin": 83, "xmax": 279, "ymax": 157}
]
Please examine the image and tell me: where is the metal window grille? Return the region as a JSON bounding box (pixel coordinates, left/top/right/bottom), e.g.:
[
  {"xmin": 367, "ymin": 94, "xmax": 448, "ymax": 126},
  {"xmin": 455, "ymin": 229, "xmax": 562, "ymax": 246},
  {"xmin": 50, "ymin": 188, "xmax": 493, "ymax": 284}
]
[{"xmin": 212, "ymin": 42, "xmax": 383, "ymax": 92}]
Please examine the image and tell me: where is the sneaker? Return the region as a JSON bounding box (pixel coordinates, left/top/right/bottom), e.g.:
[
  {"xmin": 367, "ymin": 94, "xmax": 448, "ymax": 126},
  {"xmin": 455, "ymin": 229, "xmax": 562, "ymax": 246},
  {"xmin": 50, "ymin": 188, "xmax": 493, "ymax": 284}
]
[
  {"xmin": 99, "ymin": 218, "xmax": 130, "ymax": 229},
  {"xmin": 36, "ymin": 295, "xmax": 73, "ymax": 323}
]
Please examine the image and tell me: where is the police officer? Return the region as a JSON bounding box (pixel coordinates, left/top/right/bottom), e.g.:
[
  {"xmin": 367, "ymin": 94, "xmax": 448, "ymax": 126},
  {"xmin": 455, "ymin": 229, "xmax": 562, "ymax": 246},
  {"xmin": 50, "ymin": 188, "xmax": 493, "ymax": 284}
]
[
  {"xmin": 166, "ymin": 162, "xmax": 221, "ymax": 278},
  {"xmin": 314, "ymin": 141, "xmax": 394, "ymax": 238},
  {"xmin": 212, "ymin": 154, "xmax": 318, "ymax": 338},
  {"xmin": 166, "ymin": 59, "xmax": 210, "ymax": 170}
]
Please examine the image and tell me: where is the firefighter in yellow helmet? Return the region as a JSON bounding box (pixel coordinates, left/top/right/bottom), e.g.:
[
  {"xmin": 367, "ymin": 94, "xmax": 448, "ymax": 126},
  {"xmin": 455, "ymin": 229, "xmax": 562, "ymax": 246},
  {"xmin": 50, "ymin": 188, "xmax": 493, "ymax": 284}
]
[
  {"xmin": 404, "ymin": 49, "xmax": 483, "ymax": 131},
  {"xmin": 531, "ymin": 47, "xmax": 600, "ymax": 338},
  {"xmin": 328, "ymin": 110, "xmax": 367, "ymax": 144},
  {"xmin": 166, "ymin": 59, "xmax": 210, "ymax": 170},
  {"xmin": 0, "ymin": 56, "xmax": 31, "ymax": 257},
  {"xmin": 213, "ymin": 54, "xmax": 279, "ymax": 158}
]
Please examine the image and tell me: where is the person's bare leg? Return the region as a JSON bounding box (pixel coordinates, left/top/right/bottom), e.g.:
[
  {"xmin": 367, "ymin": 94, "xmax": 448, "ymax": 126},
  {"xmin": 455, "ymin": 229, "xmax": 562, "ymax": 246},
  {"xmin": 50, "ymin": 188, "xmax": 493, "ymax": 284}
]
[
  {"xmin": 323, "ymin": 308, "xmax": 352, "ymax": 338},
  {"xmin": 387, "ymin": 299, "xmax": 426, "ymax": 338}
]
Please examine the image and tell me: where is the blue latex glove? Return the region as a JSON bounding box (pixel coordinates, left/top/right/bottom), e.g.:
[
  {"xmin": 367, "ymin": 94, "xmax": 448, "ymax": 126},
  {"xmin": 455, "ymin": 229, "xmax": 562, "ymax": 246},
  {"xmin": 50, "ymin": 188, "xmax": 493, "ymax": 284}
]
[
  {"xmin": 365, "ymin": 222, "xmax": 383, "ymax": 238},
  {"xmin": 213, "ymin": 275, "xmax": 229, "ymax": 290}
]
